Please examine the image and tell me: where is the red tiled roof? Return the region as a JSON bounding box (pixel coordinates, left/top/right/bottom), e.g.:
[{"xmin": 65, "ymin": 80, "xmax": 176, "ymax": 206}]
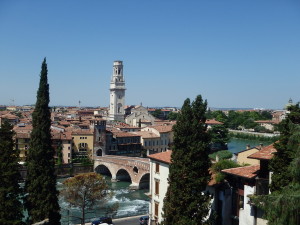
[
  {"xmin": 255, "ymin": 120, "xmax": 279, "ymax": 124},
  {"xmin": 149, "ymin": 125, "xmax": 173, "ymax": 133},
  {"xmin": 248, "ymin": 143, "xmax": 277, "ymax": 160},
  {"xmin": 222, "ymin": 165, "xmax": 260, "ymax": 179},
  {"xmin": 134, "ymin": 131, "xmax": 159, "ymax": 139},
  {"xmin": 148, "ymin": 150, "xmax": 172, "ymax": 164},
  {"xmin": 71, "ymin": 129, "xmax": 93, "ymax": 135},
  {"xmin": 205, "ymin": 119, "xmax": 223, "ymax": 125},
  {"xmin": 15, "ymin": 133, "xmax": 31, "ymax": 139},
  {"xmin": 114, "ymin": 131, "xmax": 141, "ymax": 138}
]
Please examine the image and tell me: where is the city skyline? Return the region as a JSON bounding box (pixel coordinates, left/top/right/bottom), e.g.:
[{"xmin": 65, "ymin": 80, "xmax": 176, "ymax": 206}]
[{"xmin": 0, "ymin": 1, "xmax": 299, "ymax": 109}]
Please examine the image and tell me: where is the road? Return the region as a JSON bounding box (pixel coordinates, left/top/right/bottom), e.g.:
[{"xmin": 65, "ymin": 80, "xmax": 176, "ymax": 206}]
[
  {"xmin": 113, "ymin": 215, "xmax": 145, "ymax": 225},
  {"xmin": 83, "ymin": 215, "xmax": 147, "ymax": 225}
]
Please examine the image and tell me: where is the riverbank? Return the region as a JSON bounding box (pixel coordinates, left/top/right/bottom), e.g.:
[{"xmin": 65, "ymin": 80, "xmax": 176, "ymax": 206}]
[
  {"xmin": 79, "ymin": 215, "xmax": 146, "ymax": 225},
  {"xmin": 229, "ymin": 129, "xmax": 279, "ymax": 142}
]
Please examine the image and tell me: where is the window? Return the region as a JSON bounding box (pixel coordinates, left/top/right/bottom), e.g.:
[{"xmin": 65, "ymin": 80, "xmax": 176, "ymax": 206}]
[
  {"xmin": 80, "ymin": 143, "xmax": 87, "ymax": 148},
  {"xmin": 155, "ymin": 202, "xmax": 159, "ymax": 217},
  {"xmin": 155, "ymin": 163, "xmax": 160, "ymax": 173},
  {"xmin": 155, "ymin": 180, "xmax": 159, "ymax": 195}
]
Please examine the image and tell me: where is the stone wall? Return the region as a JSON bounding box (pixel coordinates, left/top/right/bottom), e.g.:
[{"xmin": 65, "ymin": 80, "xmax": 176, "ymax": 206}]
[{"xmin": 19, "ymin": 164, "xmax": 94, "ymax": 180}]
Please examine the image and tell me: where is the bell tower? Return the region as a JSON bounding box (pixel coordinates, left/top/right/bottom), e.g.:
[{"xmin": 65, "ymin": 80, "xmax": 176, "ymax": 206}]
[{"xmin": 109, "ymin": 60, "xmax": 126, "ymax": 121}]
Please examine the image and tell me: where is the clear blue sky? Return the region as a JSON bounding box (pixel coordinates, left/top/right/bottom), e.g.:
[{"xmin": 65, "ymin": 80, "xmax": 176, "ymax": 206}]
[{"xmin": 0, "ymin": 0, "xmax": 299, "ymax": 109}]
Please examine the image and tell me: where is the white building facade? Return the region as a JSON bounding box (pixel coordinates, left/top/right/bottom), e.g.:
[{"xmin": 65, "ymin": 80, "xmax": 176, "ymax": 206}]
[
  {"xmin": 148, "ymin": 151, "xmax": 171, "ymax": 224},
  {"xmin": 109, "ymin": 61, "xmax": 126, "ymax": 121}
]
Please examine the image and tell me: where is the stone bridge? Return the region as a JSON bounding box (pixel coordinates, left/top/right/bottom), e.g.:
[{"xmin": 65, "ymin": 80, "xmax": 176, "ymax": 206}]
[{"xmin": 94, "ymin": 155, "xmax": 150, "ymax": 189}]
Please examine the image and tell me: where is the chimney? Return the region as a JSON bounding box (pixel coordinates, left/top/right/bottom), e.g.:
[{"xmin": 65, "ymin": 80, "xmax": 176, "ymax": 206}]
[{"xmin": 259, "ymin": 143, "xmax": 263, "ymax": 150}]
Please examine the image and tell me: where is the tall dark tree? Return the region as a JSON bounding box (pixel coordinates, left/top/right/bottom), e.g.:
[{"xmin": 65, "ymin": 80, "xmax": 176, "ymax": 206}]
[
  {"xmin": 0, "ymin": 120, "xmax": 24, "ymax": 224},
  {"xmin": 252, "ymin": 105, "xmax": 300, "ymax": 224},
  {"xmin": 208, "ymin": 124, "xmax": 229, "ymax": 150},
  {"xmin": 24, "ymin": 58, "xmax": 61, "ymax": 224},
  {"xmin": 162, "ymin": 95, "xmax": 212, "ymax": 225},
  {"xmin": 270, "ymin": 103, "xmax": 300, "ymax": 191}
]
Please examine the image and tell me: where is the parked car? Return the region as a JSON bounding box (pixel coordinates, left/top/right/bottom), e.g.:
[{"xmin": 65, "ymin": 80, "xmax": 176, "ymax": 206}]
[
  {"xmin": 139, "ymin": 216, "xmax": 149, "ymax": 225},
  {"xmin": 91, "ymin": 217, "xmax": 113, "ymax": 225}
]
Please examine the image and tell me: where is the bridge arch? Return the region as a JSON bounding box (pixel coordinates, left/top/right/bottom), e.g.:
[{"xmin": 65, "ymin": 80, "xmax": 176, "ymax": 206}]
[
  {"xmin": 138, "ymin": 173, "xmax": 150, "ymax": 189},
  {"xmin": 94, "ymin": 156, "xmax": 150, "ymax": 189},
  {"xmin": 95, "ymin": 164, "xmax": 112, "ymax": 177},
  {"xmin": 116, "ymin": 168, "xmax": 132, "ymax": 182}
]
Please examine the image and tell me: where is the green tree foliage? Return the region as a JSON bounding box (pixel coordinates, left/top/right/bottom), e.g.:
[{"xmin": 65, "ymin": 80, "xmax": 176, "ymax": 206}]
[
  {"xmin": 162, "ymin": 95, "xmax": 212, "ymax": 225},
  {"xmin": 209, "ymin": 150, "xmax": 232, "ymax": 161},
  {"xmin": 206, "ymin": 110, "xmax": 272, "ymax": 130},
  {"xmin": 208, "ymin": 124, "xmax": 229, "ymax": 148},
  {"xmin": 227, "ymin": 110, "xmax": 272, "ymax": 130},
  {"xmin": 56, "ymin": 143, "xmax": 63, "ymax": 166},
  {"xmin": 24, "ymin": 58, "xmax": 61, "ymax": 225},
  {"xmin": 252, "ymin": 119, "xmax": 300, "ymax": 225},
  {"xmin": 270, "ymin": 104, "xmax": 300, "ymax": 192},
  {"xmin": 212, "ymin": 159, "xmax": 241, "ymax": 173},
  {"xmin": 206, "ymin": 110, "xmax": 227, "ymax": 124},
  {"xmin": 0, "ymin": 120, "xmax": 24, "ymax": 225},
  {"xmin": 152, "ymin": 109, "xmax": 162, "ymax": 119},
  {"xmin": 212, "ymin": 159, "xmax": 241, "ymax": 183},
  {"xmin": 167, "ymin": 111, "xmax": 178, "ymax": 120},
  {"xmin": 61, "ymin": 173, "xmax": 109, "ymax": 225}
]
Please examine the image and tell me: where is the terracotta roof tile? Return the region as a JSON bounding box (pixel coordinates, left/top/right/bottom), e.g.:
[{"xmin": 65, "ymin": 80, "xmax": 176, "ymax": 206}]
[
  {"xmin": 222, "ymin": 165, "xmax": 260, "ymax": 179},
  {"xmin": 205, "ymin": 119, "xmax": 223, "ymax": 125},
  {"xmin": 114, "ymin": 131, "xmax": 141, "ymax": 138},
  {"xmin": 134, "ymin": 131, "xmax": 159, "ymax": 139},
  {"xmin": 248, "ymin": 143, "xmax": 277, "ymax": 160},
  {"xmin": 148, "ymin": 150, "xmax": 172, "ymax": 164},
  {"xmin": 255, "ymin": 120, "xmax": 279, "ymax": 124},
  {"xmin": 149, "ymin": 125, "xmax": 173, "ymax": 133},
  {"xmin": 71, "ymin": 129, "xmax": 93, "ymax": 135}
]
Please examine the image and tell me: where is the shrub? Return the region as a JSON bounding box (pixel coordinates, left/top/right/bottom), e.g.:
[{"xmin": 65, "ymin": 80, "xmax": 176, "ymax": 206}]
[{"xmin": 209, "ymin": 150, "xmax": 232, "ymax": 161}]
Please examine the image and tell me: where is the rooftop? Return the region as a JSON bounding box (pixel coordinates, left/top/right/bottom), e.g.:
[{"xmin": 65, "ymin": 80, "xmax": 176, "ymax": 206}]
[
  {"xmin": 222, "ymin": 165, "xmax": 260, "ymax": 179},
  {"xmin": 148, "ymin": 150, "xmax": 172, "ymax": 164},
  {"xmin": 248, "ymin": 143, "xmax": 277, "ymax": 160}
]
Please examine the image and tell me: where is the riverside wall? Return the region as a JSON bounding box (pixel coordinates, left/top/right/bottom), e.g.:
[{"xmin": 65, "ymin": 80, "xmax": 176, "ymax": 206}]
[{"xmin": 19, "ymin": 164, "xmax": 94, "ymax": 180}]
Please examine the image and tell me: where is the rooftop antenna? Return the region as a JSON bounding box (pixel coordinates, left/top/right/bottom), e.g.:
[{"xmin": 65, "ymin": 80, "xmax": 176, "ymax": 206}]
[
  {"xmin": 10, "ymin": 99, "xmax": 15, "ymax": 106},
  {"xmin": 79, "ymin": 100, "xmax": 81, "ymax": 108}
]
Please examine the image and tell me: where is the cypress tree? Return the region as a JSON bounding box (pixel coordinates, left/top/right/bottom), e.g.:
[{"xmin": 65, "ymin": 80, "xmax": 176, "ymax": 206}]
[
  {"xmin": 270, "ymin": 103, "xmax": 300, "ymax": 191},
  {"xmin": 252, "ymin": 104, "xmax": 300, "ymax": 224},
  {"xmin": 24, "ymin": 58, "xmax": 61, "ymax": 224},
  {"xmin": 0, "ymin": 120, "xmax": 24, "ymax": 224},
  {"xmin": 162, "ymin": 95, "xmax": 212, "ymax": 225}
]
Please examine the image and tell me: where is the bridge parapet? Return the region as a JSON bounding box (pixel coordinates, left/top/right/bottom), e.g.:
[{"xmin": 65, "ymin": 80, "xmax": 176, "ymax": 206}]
[{"xmin": 94, "ymin": 155, "xmax": 150, "ymax": 189}]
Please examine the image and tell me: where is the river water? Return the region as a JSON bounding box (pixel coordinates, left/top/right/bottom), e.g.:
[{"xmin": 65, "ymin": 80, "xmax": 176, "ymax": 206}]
[
  {"xmin": 58, "ymin": 138, "xmax": 273, "ymax": 224},
  {"xmin": 227, "ymin": 138, "xmax": 273, "ymax": 154},
  {"xmin": 58, "ymin": 176, "xmax": 149, "ymax": 225}
]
